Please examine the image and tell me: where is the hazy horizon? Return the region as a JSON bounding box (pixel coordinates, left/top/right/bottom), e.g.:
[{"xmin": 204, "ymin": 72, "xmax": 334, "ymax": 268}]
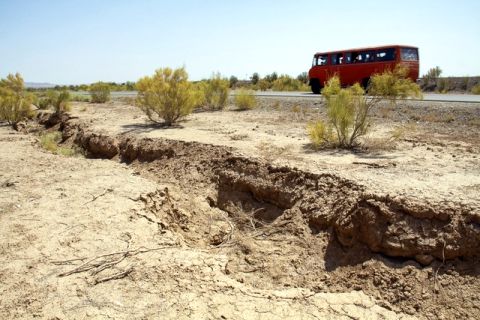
[{"xmin": 1, "ymin": 0, "xmax": 479, "ymax": 84}]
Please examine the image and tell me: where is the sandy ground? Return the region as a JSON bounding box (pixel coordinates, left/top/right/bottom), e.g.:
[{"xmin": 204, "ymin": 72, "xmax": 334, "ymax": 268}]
[
  {"xmin": 1, "ymin": 96, "xmax": 479, "ymax": 319},
  {"xmin": 0, "ymin": 125, "xmax": 414, "ymax": 319}
]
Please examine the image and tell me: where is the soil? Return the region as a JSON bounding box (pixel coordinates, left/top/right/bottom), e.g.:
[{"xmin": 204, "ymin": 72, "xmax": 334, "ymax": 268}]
[{"xmin": 1, "ymin": 96, "xmax": 479, "ymax": 319}]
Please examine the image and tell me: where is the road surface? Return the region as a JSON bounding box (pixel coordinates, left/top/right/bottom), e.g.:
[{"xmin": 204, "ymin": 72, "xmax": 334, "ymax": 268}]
[{"xmin": 79, "ymin": 91, "xmax": 480, "ymax": 103}]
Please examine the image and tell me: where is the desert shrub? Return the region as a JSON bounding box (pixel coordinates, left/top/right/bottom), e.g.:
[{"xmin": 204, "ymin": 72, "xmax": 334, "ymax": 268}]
[
  {"xmin": 421, "ymin": 66, "xmax": 442, "ymax": 90},
  {"xmin": 229, "ymin": 75, "xmax": 238, "ymax": 88},
  {"xmin": 423, "ymin": 66, "xmax": 442, "ymax": 81},
  {"xmin": 297, "ymin": 72, "xmax": 308, "ymax": 84},
  {"xmin": 271, "ymin": 75, "xmax": 310, "ymax": 92},
  {"xmin": 307, "ymin": 120, "xmax": 335, "ymax": 148},
  {"xmin": 310, "ymin": 71, "xmax": 423, "ymax": 149},
  {"xmin": 40, "ymin": 131, "xmax": 78, "ymax": 156},
  {"xmin": 369, "ymin": 66, "xmax": 422, "ymax": 103},
  {"xmin": 234, "ymin": 89, "xmax": 256, "ymax": 110},
  {"xmin": 437, "ymin": 78, "xmax": 451, "ymax": 93},
  {"xmin": 37, "ymin": 90, "xmax": 71, "ymax": 113},
  {"xmin": 136, "ymin": 67, "xmax": 199, "ymax": 125},
  {"xmin": 471, "ymin": 84, "xmax": 480, "ymax": 95},
  {"xmin": 204, "ymin": 73, "xmax": 229, "ymax": 110},
  {"xmin": 250, "ymin": 73, "xmax": 260, "ymax": 85},
  {"xmin": 258, "ymin": 79, "xmax": 271, "ymax": 91},
  {"xmin": 0, "ymin": 73, "xmax": 35, "ymax": 125},
  {"xmin": 71, "ymin": 94, "xmax": 90, "ymax": 102},
  {"xmin": 89, "ymin": 82, "xmax": 111, "ymax": 103}
]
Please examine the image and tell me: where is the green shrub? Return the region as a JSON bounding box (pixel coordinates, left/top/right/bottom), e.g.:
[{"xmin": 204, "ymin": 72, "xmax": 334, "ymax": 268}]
[
  {"xmin": 369, "ymin": 66, "xmax": 422, "ymax": 103},
  {"xmin": 229, "ymin": 75, "xmax": 238, "ymax": 88},
  {"xmin": 71, "ymin": 94, "xmax": 90, "ymax": 102},
  {"xmin": 89, "ymin": 82, "xmax": 111, "ymax": 103},
  {"xmin": 40, "ymin": 131, "xmax": 77, "ymax": 156},
  {"xmin": 250, "ymin": 73, "xmax": 260, "ymax": 85},
  {"xmin": 471, "ymin": 84, "xmax": 480, "ymax": 94},
  {"xmin": 136, "ymin": 67, "xmax": 198, "ymax": 125},
  {"xmin": 307, "ymin": 120, "xmax": 335, "ymax": 148},
  {"xmin": 37, "ymin": 90, "xmax": 71, "ymax": 113},
  {"xmin": 271, "ymin": 75, "xmax": 310, "ymax": 92},
  {"xmin": 258, "ymin": 79, "xmax": 271, "ymax": 91},
  {"xmin": 437, "ymin": 78, "xmax": 450, "ymax": 93},
  {"xmin": 234, "ymin": 89, "xmax": 256, "ymax": 110},
  {"xmin": 204, "ymin": 73, "xmax": 229, "ymax": 110},
  {"xmin": 423, "ymin": 66, "xmax": 442, "ymax": 81},
  {"xmin": 0, "ymin": 73, "xmax": 35, "ymax": 125},
  {"xmin": 309, "ymin": 70, "xmax": 423, "ymax": 149}
]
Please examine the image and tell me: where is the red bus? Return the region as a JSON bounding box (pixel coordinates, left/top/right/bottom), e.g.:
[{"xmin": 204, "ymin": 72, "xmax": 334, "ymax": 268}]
[{"xmin": 308, "ymin": 45, "xmax": 419, "ymax": 93}]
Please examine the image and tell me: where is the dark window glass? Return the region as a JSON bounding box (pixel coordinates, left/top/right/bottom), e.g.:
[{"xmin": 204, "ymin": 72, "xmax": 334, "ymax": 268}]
[
  {"xmin": 331, "ymin": 53, "xmax": 344, "ymax": 65},
  {"xmin": 361, "ymin": 51, "xmax": 375, "ymax": 63},
  {"xmin": 376, "ymin": 48, "xmax": 396, "ymax": 61},
  {"xmin": 345, "ymin": 52, "xmax": 352, "ymax": 64},
  {"xmin": 352, "ymin": 52, "xmax": 362, "ymax": 63},
  {"xmin": 401, "ymin": 48, "xmax": 418, "ymax": 61}
]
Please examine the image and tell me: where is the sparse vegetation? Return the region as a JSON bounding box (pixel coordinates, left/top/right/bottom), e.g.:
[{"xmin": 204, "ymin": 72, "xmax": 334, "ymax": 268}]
[
  {"xmin": 471, "ymin": 84, "xmax": 480, "ymax": 95},
  {"xmin": 271, "ymin": 75, "xmax": 310, "ymax": 92},
  {"xmin": 0, "ymin": 73, "xmax": 35, "ymax": 125},
  {"xmin": 203, "ymin": 73, "xmax": 229, "ymax": 111},
  {"xmin": 136, "ymin": 67, "xmax": 199, "ymax": 125},
  {"xmin": 423, "ymin": 66, "xmax": 442, "ymax": 82},
  {"xmin": 229, "ymin": 75, "xmax": 238, "ymax": 89},
  {"xmin": 38, "ymin": 90, "xmax": 71, "ymax": 113},
  {"xmin": 40, "ymin": 131, "xmax": 79, "ymax": 156},
  {"xmin": 89, "ymin": 82, "xmax": 111, "ymax": 103},
  {"xmin": 234, "ymin": 89, "xmax": 256, "ymax": 110},
  {"xmin": 309, "ymin": 68, "xmax": 422, "ymax": 149},
  {"xmin": 369, "ymin": 66, "xmax": 423, "ymax": 103},
  {"xmin": 250, "ymin": 73, "xmax": 260, "ymax": 85}
]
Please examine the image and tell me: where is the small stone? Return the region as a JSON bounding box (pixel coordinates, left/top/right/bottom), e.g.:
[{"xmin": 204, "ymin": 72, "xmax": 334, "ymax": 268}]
[{"xmin": 415, "ymin": 254, "xmax": 434, "ymax": 266}]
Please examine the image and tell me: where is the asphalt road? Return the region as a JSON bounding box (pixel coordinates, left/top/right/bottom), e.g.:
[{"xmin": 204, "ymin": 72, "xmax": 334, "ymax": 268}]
[
  {"xmin": 249, "ymin": 91, "xmax": 480, "ymax": 103},
  {"xmin": 84, "ymin": 91, "xmax": 480, "ymax": 103}
]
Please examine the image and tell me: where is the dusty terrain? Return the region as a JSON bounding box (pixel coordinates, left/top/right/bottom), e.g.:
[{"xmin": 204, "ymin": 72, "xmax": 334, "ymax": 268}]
[{"xmin": 1, "ymin": 96, "xmax": 479, "ymax": 319}]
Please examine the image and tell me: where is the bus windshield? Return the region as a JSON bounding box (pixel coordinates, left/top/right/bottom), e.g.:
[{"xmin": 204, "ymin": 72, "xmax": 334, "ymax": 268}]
[{"xmin": 401, "ymin": 47, "xmax": 418, "ymax": 61}]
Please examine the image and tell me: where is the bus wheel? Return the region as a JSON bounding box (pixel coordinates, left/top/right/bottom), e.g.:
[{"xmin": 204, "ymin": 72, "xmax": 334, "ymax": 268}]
[
  {"xmin": 310, "ymin": 79, "xmax": 321, "ymax": 94},
  {"xmin": 361, "ymin": 77, "xmax": 371, "ymax": 91}
]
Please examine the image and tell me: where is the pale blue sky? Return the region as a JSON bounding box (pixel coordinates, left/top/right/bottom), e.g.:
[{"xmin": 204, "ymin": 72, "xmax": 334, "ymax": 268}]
[{"xmin": 1, "ymin": 0, "xmax": 479, "ymax": 84}]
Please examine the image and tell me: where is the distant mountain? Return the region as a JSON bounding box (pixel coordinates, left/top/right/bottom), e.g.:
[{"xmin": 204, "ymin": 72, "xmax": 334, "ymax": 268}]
[{"xmin": 25, "ymin": 82, "xmax": 56, "ymax": 89}]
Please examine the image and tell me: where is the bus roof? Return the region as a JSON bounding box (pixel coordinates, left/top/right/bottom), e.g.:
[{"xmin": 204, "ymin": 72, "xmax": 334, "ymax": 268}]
[{"xmin": 314, "ymin": 45, "xmax": 418, "ymax": 56}]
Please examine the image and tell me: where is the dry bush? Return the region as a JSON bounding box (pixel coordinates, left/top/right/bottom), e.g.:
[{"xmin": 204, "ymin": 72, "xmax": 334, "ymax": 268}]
[
  {"xmin": 309, "ymin": 69, "xmax": 422, "ymax": 149},
  {"xmin": 38, "ymin": 90, "xmax": 71, "ymax": 113},
  {"xmin": 204, "ymin": 73, "xmax": 229, "ymax": 110},
  {"xmin": 471, "ymin": 84, "xmax": 480, "ymax": 95},
  {"xmin": 89, "ymin": 82, "xmax": 111, "ymax": 103},
  {"xmin": 369, "ymin": 66, "xmax": 423, "ymax": 103},
  {"xmin": 40, "ymin": 131, "xmax": 79, "ymax": 156},
  {"xmin": 0, "ymin": 73, "xmax": 35, "ymax": 125},
  {"xmin": 307, "ymin": 120, "xmax": 335, "ymax": 148},
  {"xmin": 136, "ymin": 67, "xmax": 199, "ymax": 125},
  {"xmin": 234, "ymin": 89, "xmax": 256, "ymax": 110},
  {"xmin": 271, "ymin": 75, "xmax": 310, "ymax": 92}
]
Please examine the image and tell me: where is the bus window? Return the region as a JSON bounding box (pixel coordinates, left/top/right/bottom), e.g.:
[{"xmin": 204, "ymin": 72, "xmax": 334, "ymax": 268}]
[
  {"xmin": 352, "ymin": 52, "xmax": 362, "ymax": 63},
  {"xmin": 376, "ymin": 48, "xmax": 395, "ymax": 61},
  {"xmin": 362, "ymin": 51, "xmax": 375, "ymax": 63},
  {"xmin": 331, "ymin": 53, "xmax": 344, "ymax": 65},
  {"xmin": 401, "ymin": 48, "xmax": 418, "ymax": 61},
  {"xmin": 316, "ymin": 55, "xmax": 328, "ymax": 66},
  {"xmin": 345, "ymin": 52, "xmax": 352, "ymax": 64}
]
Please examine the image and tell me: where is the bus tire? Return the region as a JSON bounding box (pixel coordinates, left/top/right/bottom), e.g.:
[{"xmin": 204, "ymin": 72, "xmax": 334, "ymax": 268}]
[
  {"xmin": 361, "ymin": 77, "xmax": 371, "ymax": 91},
  {"xmin": 310, "ymin": 79, "xmax": 321, "ymax": 94}
]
